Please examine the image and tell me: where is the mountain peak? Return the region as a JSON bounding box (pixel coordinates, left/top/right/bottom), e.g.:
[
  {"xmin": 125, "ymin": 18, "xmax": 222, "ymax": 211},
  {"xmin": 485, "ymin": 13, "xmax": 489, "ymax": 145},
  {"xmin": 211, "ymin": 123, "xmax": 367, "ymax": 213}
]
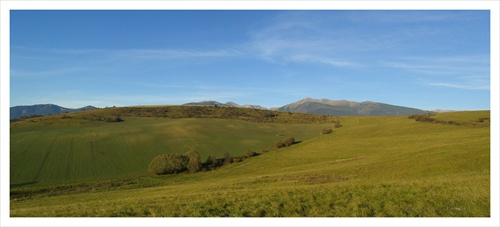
[
  {"xmin": 10, "ymin": 104, "xmax": 97, "ymax": 119},
  {"xmin": 183, "ymin": 101, "xmax": 267, "ymax": 110},
  {"xmin": 278, "ymin": 98, "xmax": 430, "ymax": 116},
  {"xmin": 225, "ymin": 102, "xmax": 241, "ymax": 107}
]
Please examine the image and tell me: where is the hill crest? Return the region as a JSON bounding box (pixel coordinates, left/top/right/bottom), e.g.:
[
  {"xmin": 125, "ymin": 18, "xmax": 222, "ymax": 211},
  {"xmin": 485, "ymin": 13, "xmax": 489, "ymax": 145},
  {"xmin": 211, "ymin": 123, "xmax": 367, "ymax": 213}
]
[
  {"xmin": 10, "ymin": 97, "xmax": 432, "ymax": 119},
  {"xmin": 10, "ymin": 104, "xmax": 97, "ymax": 119},
  {"xmin": 183, "ymin": 100, "xmax": 267, "ymax": 110},
  {"xmin": 278, "ymin": 98, "xmax": 431, "ymax": 116}
]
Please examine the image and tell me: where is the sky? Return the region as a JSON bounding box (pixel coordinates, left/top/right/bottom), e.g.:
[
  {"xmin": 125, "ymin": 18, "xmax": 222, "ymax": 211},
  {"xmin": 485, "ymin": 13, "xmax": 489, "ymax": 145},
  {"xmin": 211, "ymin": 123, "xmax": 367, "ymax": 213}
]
[{"xmin": 10, "ymin": 10, "xmax": 491, "ymax": 110}]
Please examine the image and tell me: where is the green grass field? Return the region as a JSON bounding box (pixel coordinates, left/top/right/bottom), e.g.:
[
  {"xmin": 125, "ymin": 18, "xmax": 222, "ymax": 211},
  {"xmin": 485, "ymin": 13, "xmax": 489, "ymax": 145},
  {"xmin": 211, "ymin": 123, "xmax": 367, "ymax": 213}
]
[
  {"xmin": 10, "ymin": 110, "xmax": 490, "ymax": 217},
  {"xmin": 11, "ymin": 116, "xmax": 332, "ymax": 185}
]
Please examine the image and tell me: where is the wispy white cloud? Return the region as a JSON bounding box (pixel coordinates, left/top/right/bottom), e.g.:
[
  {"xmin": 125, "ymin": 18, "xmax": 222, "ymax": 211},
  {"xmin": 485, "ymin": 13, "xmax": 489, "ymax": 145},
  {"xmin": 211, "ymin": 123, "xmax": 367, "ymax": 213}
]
[
  {"xmin": 427, "ymin": 74, "xmax": 490, "ymax": 90},
  {"xmin": 136, "ymin": 82, "xmax": 189, "ymax": 89},
  {"xmin": 243, "ymin": 11, "xmax": 473, "ymax": 68},
  {"xmin": 381, "ymin": 61, "xmax": 466, "ymax": 72},
  {"xmin": 288, "ymin": 54, "xmax": 358, "ymax": 67},
  {"xmin": 110, "ymin": 48, "xmax": 241, "ymax": 60},
  {"xmin": 347, "ymin": 10, "xmax": 477, "ymax": 24},
  {"xmin": 136, "ymin": 82, "xmax": 223, "ymax": 91},
  {"xmin": 12, "ymin": 45, "xmax": 241, "ymax": 61},
  {"xmin": 245, "ymin": 12, "xmax": 361, "ymax": 68},
  {"xmin": 382, "ymin": 55, "xmax": 489, "ymax": 90},
  {"xmin": 12, "ymin": 45, "xmax": 102, "ymax": 55},
  {"xmin": 52, "ymin": 48, "xmax": 102, "ymax": 55},
  {"xmin": 427, "ymin": 82, "xmax": 489, "ymax": 90},
  {"xmin": 10, "ymin": 67, "xmax": 89, "ymax": 78}
]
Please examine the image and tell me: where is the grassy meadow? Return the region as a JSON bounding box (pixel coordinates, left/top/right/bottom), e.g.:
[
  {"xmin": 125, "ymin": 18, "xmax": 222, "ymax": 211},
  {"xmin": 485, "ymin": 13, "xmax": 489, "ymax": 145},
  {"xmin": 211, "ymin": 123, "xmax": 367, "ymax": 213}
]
[
  {"xmin": 9, "ymin": 109, "xmax": 490, "ymax": 217},
  {"xmin": 11, "ymin": 108, "xmax": 335, "ymax": 185}
]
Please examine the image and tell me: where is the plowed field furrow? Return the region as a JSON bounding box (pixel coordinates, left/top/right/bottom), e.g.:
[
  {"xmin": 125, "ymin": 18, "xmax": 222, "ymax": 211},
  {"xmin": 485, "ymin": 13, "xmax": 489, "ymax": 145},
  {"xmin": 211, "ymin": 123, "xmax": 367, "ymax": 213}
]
[
  {"xmin": 89, "ymin": 136, "xmax": 97, "ymax": 177},
  {"xmin": 33, "ymin": 135, "xmax": 59, "ymax": 181},
  {"xmin": 10, "ymin": 137, "xmax": 38, "ymax": 171},
  {"xmin": 66, "ymin": 137, "xmax": 75, "ymax": 180},
  {"xmin": 10, "ymin": 117, "xmax": 336, "ymax": 185}
]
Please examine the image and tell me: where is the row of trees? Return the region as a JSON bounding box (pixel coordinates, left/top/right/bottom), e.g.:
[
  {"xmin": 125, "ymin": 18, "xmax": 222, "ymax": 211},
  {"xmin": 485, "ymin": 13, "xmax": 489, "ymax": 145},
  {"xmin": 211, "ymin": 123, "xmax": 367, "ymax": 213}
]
[
  {"xmin": 148, "ymin": 137, "xmax": 299, "ymax": 176},
  {"xmin": 114, "ymin": 106, "xmax": 341, "ymax": 124},
  {"xmin": 274, "ymin": 137, "xmax": 296, "ymax": 148},
  {"xmin": 148, "ymin": 151, "xmax": 202, "ymax": 175},
  {"xmin": 408, "ymin": 114, "xmax": 461, "ymax": 125}
]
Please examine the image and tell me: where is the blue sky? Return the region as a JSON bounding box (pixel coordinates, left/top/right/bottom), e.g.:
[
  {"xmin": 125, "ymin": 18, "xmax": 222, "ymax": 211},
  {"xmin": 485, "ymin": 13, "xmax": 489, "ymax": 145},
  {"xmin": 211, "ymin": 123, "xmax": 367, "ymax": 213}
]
[{"xmin": 10, "ymin": 10, "xmax": 490, "ymax": 110}]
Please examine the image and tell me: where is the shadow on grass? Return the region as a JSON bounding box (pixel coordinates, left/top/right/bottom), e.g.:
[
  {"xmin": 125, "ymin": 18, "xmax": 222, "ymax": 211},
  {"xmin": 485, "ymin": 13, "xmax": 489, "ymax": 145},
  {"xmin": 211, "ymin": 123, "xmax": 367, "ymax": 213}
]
[{"xmin": 10, "ymin": 181, "xmax": 38, "ymax": 188}]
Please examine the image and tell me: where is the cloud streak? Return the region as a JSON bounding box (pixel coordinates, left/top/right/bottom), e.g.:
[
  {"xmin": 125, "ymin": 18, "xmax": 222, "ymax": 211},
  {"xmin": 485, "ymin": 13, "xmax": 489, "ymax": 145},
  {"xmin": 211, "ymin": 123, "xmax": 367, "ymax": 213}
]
[
  {"xmin": 245, "ymin": 11, "xmax": 362, "ymax": 68},
  {"xmin": 382, "ymin": 55, "xmax": 489, "ymax": 90},
  {"xmin": 11, "ymin": 45, "xmax": 242, "ymax": 61},
  {"xmin": 427, "ymin": 82, "xmax": 489, "ymax": 90},
  {"xmin": 110, "ymin": 48, "xmax": 241, "ymax": 60},
  {"xmin": 10, "ymin": 67, "xmax": 89, "ymax": 78}
]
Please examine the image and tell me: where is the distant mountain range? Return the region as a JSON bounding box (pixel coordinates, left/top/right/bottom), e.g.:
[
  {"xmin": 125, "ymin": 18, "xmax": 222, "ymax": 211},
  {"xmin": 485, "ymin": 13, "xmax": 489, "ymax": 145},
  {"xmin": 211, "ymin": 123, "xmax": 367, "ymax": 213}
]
[
  {"xmin": 277, "ymin": 98, "xmax": 431, "ymax": 116},
  {"xmin": 10, "ymin": 104, "xmax": 96, "ymax": 119},
  {"xmin": 184, "ymin": 98, "xmax": 430, "ymax": 116},
  {"xmin": 183, "ymin": 101, "xmax": 267, "ymax": 110},
  {"xmin": 10, "ymin": 98, "xmax": 431, "ymax": 119}
]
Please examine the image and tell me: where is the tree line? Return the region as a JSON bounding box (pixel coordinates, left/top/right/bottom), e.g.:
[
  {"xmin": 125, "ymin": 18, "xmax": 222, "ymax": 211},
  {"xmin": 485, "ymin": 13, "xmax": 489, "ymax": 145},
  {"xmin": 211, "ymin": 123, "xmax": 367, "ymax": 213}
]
[
  {"xmin": 114, "ymin": 106, "xmax": 340, "ymax": 124},
  {"xmin": 148, "ymin": 136, "xmax": 298, "ymax": 176},
  {"xmin": 148, "ymin": 121, "xmax": 342, "ymax": 176}
]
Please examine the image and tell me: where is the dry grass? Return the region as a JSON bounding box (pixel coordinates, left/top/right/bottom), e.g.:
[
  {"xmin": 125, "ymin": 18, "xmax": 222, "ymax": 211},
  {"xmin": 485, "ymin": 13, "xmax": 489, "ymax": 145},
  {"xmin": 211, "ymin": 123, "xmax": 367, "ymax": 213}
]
[{"xmin": 10, "ymin": 111, "xmax": 490, "ymax": 217}]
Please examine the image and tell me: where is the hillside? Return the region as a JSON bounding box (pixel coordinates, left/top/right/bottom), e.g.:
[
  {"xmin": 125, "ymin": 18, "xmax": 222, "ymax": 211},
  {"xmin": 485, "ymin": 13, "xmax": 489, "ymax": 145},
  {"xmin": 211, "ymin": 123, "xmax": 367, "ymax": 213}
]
[
  {"xmin": 278, "ymin": 98, "xmax": 431, "ymax": 116},
  {"xmin": 10, "ymin": 106, "xmax": 339, "ymax": 185},
  {"xmin": 10, "ymin": 98, "xmax": 431, "ymax": 120},
  {"xmin": 9, "ymin": 110, "xmax": 490, "ymax": 217},
  {"xmin": 10, "ymin": 104, "xmax": 96, "ymax": 119}
]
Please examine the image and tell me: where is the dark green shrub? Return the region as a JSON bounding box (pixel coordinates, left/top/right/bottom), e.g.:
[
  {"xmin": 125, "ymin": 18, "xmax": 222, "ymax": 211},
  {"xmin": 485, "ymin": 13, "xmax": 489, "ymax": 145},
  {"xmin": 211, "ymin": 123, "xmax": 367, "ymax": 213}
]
[
  {"xmin": 245, "ymin": 151, "xmax": 259, "ymax": 157},
  {"xmin": 284, "ymin": 137, "xmax": 295, "ymax": 147},
  {"xmin": 232, "ymin": 156, "xmax": 243, "ymax": 163},
  {"xmin": 148, "ymin": 153, "xmax": 189, "ymax": 175},
  {"xmin": 205, "ymin": 155, "xmax": 218, "ymax": 169},
  {"xmin": 223, "ymin": 152, "xmax": 233, "ymax": 165},
  {"xmin": 333, "ymin": 121, "xmax": 341, "ymax": 128},
  {"xmin": 275, "ymin": 137, "xmax": 295, "ymax": 148},
  {"xmin": 184, "ymin": 151, "xmax": 201, "ymax": 173},
  {"xmin": 322, "ymin": 128, "xmax": 333, "ymax": 134},
  {"xmin": 105, "ymin": 116, "xmax": 123, "ymax": 122},
  {"xmin": 409, "ymin": 114, "xmax": 435, "ymax": 122},
  {"xmin": 477, "ymin": 117, "xmax": 490, "ymax": 123},
  {"xmin": 275, "ymin": 140, "xmax": 285, "ymax": 148}
]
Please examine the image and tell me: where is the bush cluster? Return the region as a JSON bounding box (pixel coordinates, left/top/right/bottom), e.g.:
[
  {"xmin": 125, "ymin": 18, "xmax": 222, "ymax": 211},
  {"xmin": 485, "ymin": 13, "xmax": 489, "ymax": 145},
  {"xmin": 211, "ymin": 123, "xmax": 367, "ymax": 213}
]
[
  {"xmin": 149, "ymin": 135, "xmax": 298, "ymax": 175},
  {"xmin": 275, "ymin": 137, "xmax": 295, "ymax": 148},
  {"xmin": 82, "ymin": 114, "xmax": 124, "ymax": 122},
  {"xmin": 333, "ymin": 121, "xmax": 342, "ymax": 128},
  {"xmin": 321, "ymin": 128, "xmax": 333, "ymax": 135},
  {"xmin": 148, "ymin": 153, "xmax": 189, "ymax": 175},
  {"xmin": 408, "ymin": 114, "xmax": 460, "ymax": 126},
  {"xmin": 184, "ymin": 151, "xmax": 202, "ymax": 173},
  {"xmin": 408, "ymin": 114, "xmax": 436, "ymax": 122},
  {"xmin": 477, "ymin": 117, "xmax": 490, "ymax": 123},
  {"xmin": 202, "ymin": 150, "xmax": 263, "ymax": 171},
  {"xmin": 111, "ymin": 106, "xmax": 339, "ymax": 124},
  {"xmin": 148, "ymin": 151, "xmax": 202, "ymax": 175},
  {"xmin": 105, "ymin": 116, "xmax": 123, "ymax": 122}
]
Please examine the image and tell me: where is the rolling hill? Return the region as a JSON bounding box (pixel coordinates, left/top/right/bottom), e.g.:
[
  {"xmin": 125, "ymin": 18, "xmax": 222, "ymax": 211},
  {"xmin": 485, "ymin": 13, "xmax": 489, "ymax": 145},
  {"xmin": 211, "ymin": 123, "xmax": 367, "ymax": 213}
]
[
  {"xmin": 10, "ymin": 98, "xmax": 431, "ymax": 120},
  {"xmin": 9, "ymin": 105, "xmax": 339, "ymax": 185},
  {"xmin": 278, "ymin": 98, "xmax": 431, "ymax": 116},
  {"xmin": 184, "ymin": 98, "xmax": 431, "ymax": 116},
  {"xmin": 10, "ymin": 104, "xmax": 96, "ymax": 119},
  {"xmin": 9, "ymin": 109, "xmax": 490, "ymax": 217}
]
